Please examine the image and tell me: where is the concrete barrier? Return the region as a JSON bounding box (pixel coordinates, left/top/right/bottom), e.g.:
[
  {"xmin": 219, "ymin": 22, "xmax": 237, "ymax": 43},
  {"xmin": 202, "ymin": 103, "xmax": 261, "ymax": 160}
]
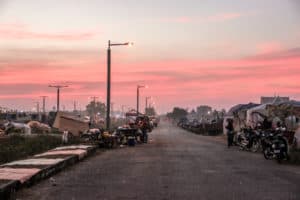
[{"xmin": 0, "ymin": 145, "xmax": 96, "ymax": 199}]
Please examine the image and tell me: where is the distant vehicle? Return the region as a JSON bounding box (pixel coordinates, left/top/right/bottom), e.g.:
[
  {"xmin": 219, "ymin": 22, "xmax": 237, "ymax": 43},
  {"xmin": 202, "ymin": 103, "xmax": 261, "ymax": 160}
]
[
  {"xmin": 177, "ymin": 117, "xmax": 188, "ymax": 128},
  {"xmin": 189, "ymin": 119, "xmax": 201, "ymax": 129}
]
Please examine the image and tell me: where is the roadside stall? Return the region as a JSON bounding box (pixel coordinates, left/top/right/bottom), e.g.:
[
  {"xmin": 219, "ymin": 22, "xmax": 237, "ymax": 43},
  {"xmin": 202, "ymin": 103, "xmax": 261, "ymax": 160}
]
[
  {"xmin": 115, "ymin": 126, "xmax": 138, "ymax": 146},
  {"xmin": 224, "ymin": 103, "xmax": 259, "ymax": 134}
]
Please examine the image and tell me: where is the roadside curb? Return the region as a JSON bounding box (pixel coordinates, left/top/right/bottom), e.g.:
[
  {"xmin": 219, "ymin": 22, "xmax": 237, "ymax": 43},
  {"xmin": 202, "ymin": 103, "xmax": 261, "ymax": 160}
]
[
  {"xmin": 0, "ymin": 145, "xmax": 97, "ymax": 199},
  {"xmin": 24, "ymin": 155, "xmax": 78, "ymax": 187},
  {"xmin": 0, "ymin": 180, "xmax": 18, "ymax": 200}
]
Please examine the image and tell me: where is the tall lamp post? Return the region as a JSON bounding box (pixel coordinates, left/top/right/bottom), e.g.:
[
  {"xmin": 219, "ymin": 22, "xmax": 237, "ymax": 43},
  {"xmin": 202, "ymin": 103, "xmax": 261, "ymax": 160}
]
[
  {"xmin": 48, "ymin": 85, "xmax": 68, "ymax": 112},
  {"xmin": 136, "ymin": 85, "xmax": 146, "ymax": 116},
  {"xmin": 106, "ymin": 40, "xmax": 133, "ymax": 130}
]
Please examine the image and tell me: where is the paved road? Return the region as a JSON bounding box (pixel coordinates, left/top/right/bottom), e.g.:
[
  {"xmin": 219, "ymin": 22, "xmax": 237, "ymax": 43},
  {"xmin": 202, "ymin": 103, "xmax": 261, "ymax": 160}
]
[{"xmin": 18, "ymin": 122, "xmax": 300, "ymax": 200}]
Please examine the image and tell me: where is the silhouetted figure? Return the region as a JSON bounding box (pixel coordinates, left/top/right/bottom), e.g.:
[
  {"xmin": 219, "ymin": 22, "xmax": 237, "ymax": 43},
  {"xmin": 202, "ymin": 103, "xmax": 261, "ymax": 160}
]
[
  {"xmin": 138, "ymin": 119, "xmax": 148, "ymax": 143},
  {"xmin": 225, "ymin": 119, "xmax": 234, "ymax": 148},
  {"xmin": 62, "ymin": 129, "xmax": 69, "ymax": 144},
  {"xmin": 262, "ymin": 118, "xmax": 271, "ymax": 130}
]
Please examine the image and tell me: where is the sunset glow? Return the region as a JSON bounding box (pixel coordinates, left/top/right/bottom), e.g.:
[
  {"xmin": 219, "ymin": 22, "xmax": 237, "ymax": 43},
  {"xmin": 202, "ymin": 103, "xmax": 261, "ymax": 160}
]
[{"xmin": 0, "ymin": 0, "xmax": 299, "ymax": 113}]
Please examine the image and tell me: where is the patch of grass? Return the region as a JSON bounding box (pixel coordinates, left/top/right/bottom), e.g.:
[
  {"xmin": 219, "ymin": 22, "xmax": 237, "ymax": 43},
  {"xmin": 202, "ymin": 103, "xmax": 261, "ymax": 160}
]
[
  {"xmin": 0, "ymin": 134, "xmax": 80, "ymax": 165},
  {"xmin": 50, "ymin": 128, "xmax": 61, "ymax": 135}
]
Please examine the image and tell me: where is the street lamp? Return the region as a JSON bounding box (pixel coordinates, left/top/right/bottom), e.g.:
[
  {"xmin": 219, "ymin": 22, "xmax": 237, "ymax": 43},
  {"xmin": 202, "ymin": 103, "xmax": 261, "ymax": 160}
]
[
  {"xmin": 137, "ymin": 85, "xmax": 147, "ymax": 116},
  {"xmin": 106, "ymin": 40, "xmax": 133, "ymax": 131},
  {"xmin": 48, "ymin": 85, "xmax": 68, "ymax": 112}
]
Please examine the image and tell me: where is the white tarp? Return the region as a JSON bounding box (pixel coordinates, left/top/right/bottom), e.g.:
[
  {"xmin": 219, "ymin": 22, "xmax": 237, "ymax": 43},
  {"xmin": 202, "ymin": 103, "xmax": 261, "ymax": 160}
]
[{"xmin": 246, "ymin": 104, "xmax": 269, "ymax": 128}]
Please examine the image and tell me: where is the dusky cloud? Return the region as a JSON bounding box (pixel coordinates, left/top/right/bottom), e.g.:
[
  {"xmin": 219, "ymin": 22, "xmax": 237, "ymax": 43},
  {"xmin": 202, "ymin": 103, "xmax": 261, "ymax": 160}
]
[
  {"xmin": 1, "ymin": 46, "xmax": 299, "ymax": 110},
  {"xmin": 0, "ymin": 23, "xmax": 99, "ymax": 41},
  {"xmin": 158, "ymin": 12, "xmax": 244, "ymax": 24}
]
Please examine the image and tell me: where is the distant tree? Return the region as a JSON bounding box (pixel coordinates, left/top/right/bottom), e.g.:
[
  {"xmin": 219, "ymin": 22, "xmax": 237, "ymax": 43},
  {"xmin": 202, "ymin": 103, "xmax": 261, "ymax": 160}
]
[
  {"xmin": 166, "ymin": 112, "xmax": 172, "ymax": 119},
  {"xmin": 168, "ymin": 107, "xmax": 188, "ymax": 120},
  {"xmin": 220, "ymin": 109, "xmax": 226, "ymax": 118},
  {"xmin": 212, "ymin": 109, "xmax": 219, "ymax": 119},
  {"xmin": 86, "ymin": 101, "xmax": 106, "ymax": 117}
]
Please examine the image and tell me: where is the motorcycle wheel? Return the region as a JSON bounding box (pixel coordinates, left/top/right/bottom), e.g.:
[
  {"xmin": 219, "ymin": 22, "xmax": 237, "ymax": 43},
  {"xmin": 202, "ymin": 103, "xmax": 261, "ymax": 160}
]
[{"xmin": 263, "ymin": 147, "xmax": 272, "ymax": 160}]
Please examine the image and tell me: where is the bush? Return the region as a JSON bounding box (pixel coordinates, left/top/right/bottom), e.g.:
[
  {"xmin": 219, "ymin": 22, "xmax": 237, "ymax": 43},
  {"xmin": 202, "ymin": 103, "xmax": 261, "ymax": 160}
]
[{"xmin": 0, "ymin": 134, "xmax": 79, "ymax": 165}]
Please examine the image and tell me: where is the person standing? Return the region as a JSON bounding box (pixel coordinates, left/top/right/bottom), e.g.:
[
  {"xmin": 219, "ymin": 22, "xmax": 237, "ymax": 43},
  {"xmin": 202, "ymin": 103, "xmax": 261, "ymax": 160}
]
[
  {"xmin": 141, "ymin": 118, "xmax": 148, "ymax": 143},
  {"xmin": 225, "ymin": 119, "xmax": 234, "ymax": 148},
  {"xmin": 62, "ymin": 129, "xmax": 69, "ymax": 144}
]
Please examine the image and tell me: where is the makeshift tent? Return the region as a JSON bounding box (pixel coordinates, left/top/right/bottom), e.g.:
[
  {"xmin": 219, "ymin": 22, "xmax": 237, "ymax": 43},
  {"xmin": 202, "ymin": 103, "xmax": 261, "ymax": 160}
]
[
  {"xmin": 53, "ymin": 112, "xmax": 89, "ymax": 136},
  {"xmin": 246, "ymin": 100, "xmax": 300, "ymax": 130},
  {"xmin": 226, "ymin": 103, "xmax": 260, "ymax": 132},
  {"xmin": 267, "ymin": 101, "xmax": 300, "ymax": 131},
  {"xmin": 227, "ymin": 103, "xmax": 259, "ymax": 116},
  {"xmin": 246, "ymin": 104, "xmax": 269, "ymax": 128}
]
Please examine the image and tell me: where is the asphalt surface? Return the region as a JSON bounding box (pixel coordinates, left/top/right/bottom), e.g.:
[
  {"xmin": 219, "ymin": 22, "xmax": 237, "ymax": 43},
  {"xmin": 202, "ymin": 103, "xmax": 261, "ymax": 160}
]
[{"xmin": 17, "ymin": 122, "xmax": 300, "ymax": 200}]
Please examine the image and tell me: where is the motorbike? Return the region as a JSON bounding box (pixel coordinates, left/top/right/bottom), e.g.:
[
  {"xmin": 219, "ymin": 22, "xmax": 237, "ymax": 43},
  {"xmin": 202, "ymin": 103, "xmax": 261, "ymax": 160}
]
[
  {"xmin": 81, "ymin": 128, "xmax": 101, "ymax": 142},
  {"xmin": 81, "ymin": 128, "xmax": 116, "ymax": 148},
  {"xmin": 261, "ymin": 127, "xmax": 289, "ymax": 163},
  {"xmin": 237, "ymin": 127, "xmax": 261, "ymax": 152}
]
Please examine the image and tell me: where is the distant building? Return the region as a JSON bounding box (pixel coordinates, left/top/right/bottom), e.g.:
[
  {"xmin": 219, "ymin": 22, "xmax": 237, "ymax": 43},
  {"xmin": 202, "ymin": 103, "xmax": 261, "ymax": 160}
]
[{"xmin": 261, "ymin": 96, "xmax": 289, "ymax": 104}]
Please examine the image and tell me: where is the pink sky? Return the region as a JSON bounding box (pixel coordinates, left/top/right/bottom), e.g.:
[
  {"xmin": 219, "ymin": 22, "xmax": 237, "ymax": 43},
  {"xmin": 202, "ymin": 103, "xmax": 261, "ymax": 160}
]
[
  {"xmin": 1, "ymin": 45, "xmax": 299, "ymax": 113},
  {"xmin": 0, "ymin": 0, "xmax": 299, "ymax": 113}
]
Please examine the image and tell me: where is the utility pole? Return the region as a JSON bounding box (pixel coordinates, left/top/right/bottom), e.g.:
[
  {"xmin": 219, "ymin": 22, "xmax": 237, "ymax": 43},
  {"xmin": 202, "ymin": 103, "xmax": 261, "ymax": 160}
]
[
  {"xmin": 73, "ymin": 101, "xmax": 77, "ymax": 112},
  {"xmin": 107, "ymin": 40, "xmax": 111, "ymax": 130},
  {"xmin": 110, "ymin": 102, "xmax": 114, "ymax": 117},
  {"xmin": 79, "ymin": 105, "xmax": 82, "ymax": 117},
  {"xmin": 35, "ymin": 101, "xmax": 40, "ymax": 114},
  {"xmin": 40, "ymin": 96, "xmax": 48, "ymax": 114},
  {"xmin": 90, "ymin": 96, "xmax": 99, "ymax": 116},
  {"xmin": 121, "ymin": 105, "xmax": 127, "ymax": 117},
  {"xmin": 145, "ymin": 96, "xmax": 151, "ymax": 114},
  {"xmin": 48, "ymin": 85, "xmax": 68, "ymax": 112},
  {"xmin": 91, "ymin": 96, "xmax": 99, "ymax": 104},
  {"xmin": 106, "ymin": 40, "xmax": 133, "ymax": 131},
  {"xmin": 34, "ymin": 101, "xmax": 40, "ymax": 121},
  {"xmin": 137, "ymin": 85, "xmax": 146, "ymax": 116}
]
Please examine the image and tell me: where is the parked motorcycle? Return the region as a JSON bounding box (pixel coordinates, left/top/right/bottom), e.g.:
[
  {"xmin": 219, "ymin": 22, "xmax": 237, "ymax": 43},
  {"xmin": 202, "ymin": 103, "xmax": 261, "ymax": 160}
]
[
  {"xmin": 81, "ymin": 128, "xmax": 101, "ymax": 142},
  {"xmin": 261, "ymin": 128, "xmax": 289, "ymax": 163},
  {"xmin": 237, "ymin": 128, "xmax": 261, "ymax": 152},
  {"xmin": 81, "ymin": 128, "xmax": 116, "ymax": 148}
]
